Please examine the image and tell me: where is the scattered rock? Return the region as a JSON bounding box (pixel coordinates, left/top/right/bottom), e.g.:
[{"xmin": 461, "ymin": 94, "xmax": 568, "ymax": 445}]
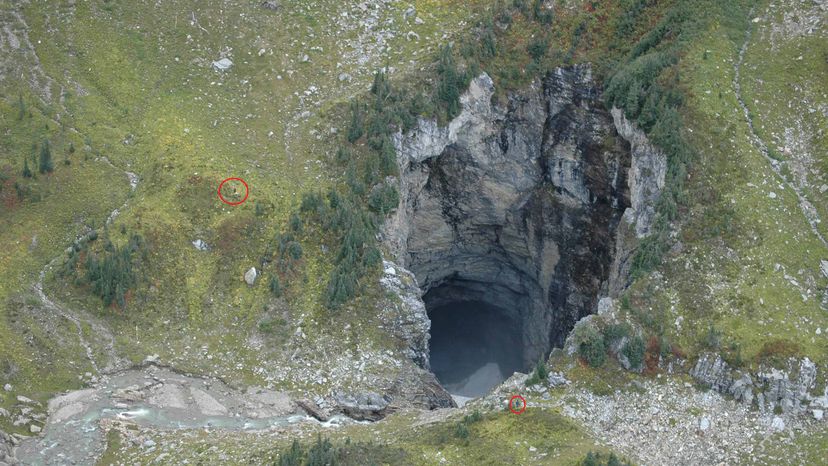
[
  {"xmin": 334, "ymin": 392, "xmax": 391, "ymax": 421},
  {"xmin": 143, "ymin": 439, "xmax": 156, "ymax": 448},
  {"xmin": 244, "ymin": 267, "xmax": 258, "ymax": 285},
  {"xmin": 406, "ymin": 31, "xmax": 420, "ymax": 41},
  {"xmin": 212, "ymin": 58, "xmax": 233, "ymax": 71},
  {"xmin": 338, "ymin": 72, "xmax": 352, "ymax": 82},
  {"xmin": 547, "ymin": 372, "xmax": 569, "ymax": 387},
  {"xmin": 820, "ymin": 260, "xmax": 828, "ymax": 278},
  {"xmin": 261, "ymin": 1, "xmax": 280, "ymax": 11},
  {"xmin": 403, "ymin": 6, "xmax": 416, "ymax": 21}
]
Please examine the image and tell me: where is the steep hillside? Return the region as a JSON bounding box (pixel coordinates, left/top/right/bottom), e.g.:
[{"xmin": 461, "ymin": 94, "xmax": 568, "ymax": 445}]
[{"xmin": 1, "ymin": 0, "xmax": 826, "ymax": 464}]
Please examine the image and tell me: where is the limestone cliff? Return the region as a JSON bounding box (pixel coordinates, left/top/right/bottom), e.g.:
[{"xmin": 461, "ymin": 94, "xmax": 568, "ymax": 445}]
[{"xmin": 383, "ymin": 65, "xmax": 666, "ymax": 370}]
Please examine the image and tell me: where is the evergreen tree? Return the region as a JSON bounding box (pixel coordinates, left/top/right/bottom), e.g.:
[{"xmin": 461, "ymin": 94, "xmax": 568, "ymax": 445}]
[
  {"xmin": 347, "ymin": 100, "xmax": 364, "ymax": 143},
  {"xmin": 436, "ymin": 45, "xmax": 461, "ymax": 119},
  {"xmin": 17, "ymin": 95, "xmax": 26, "ymax": 121},
  {"xmin": 38, "ymin": 140, "xmax": 53, "ymax": 174},
  {"xmin": 22, "ymin": 159, "xmax": 32, "ymax": 178}
]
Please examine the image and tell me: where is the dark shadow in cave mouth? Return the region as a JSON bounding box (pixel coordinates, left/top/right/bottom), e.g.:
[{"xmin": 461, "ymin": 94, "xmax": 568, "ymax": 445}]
[{"xmin": 426, "ymin": 295, "xmax": 524, "ymax": 398}]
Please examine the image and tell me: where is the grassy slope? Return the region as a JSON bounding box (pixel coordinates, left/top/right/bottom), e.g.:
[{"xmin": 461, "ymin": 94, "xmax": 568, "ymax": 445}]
[
  {"xmin": 616, "ymin": 0, "xmax": 828, "ymax": 373},
  {"xmin": 0, "ymin": 0, "xmax": 484, "ymax": 432},
  {"xmin": 103, "ymin": 405, "xmax": 612, "ymax": 465}
]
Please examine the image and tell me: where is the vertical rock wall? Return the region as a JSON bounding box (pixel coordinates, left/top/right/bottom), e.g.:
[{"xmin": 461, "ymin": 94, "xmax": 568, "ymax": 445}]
[{"xmin": 384, "ymin": 65, "xmax": 666, "ymax": 370}]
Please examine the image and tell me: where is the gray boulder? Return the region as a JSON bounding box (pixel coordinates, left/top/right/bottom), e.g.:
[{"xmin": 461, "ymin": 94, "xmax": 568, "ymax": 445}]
[
  {"xmin": 244, "ymin": 267, "xmax": 258, "ymax": 285},
  {"xmin": 212, "ymin": 58, "xmax": 233, "ymax": 71}
]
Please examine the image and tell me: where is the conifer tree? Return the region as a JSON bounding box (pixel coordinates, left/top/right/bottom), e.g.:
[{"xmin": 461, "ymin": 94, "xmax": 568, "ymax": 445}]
[
  {"xmin": 38, "ymin": 140, "xmax": 53, "ymax": 174},
  {"xmin": 22, "ymin": 159, "xmax": 32, "ymax": 178}
]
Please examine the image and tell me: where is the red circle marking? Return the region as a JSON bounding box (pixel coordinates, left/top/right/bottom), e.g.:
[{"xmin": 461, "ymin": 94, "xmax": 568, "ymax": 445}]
[
  {"xmin": 218, "ymin": 177, "xmax": 249, "ymax": 206},
  {"xmin": 509, "ymin": 395, "xmax": 526, "ymax": 415}
]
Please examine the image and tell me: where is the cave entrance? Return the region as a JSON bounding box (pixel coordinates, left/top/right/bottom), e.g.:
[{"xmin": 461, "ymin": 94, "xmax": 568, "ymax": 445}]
[
  {"xmin": 426, "ymin": 295, "xmax": 524, "ymax": 398},
  {"xmin": 386, "ymin": 67, "xmax": 635, "ymax": 402}
]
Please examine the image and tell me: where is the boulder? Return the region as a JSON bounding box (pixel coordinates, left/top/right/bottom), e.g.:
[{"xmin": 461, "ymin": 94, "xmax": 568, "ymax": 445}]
[
  {"xmin": 297, "ymin": 399, "xmax": 330, "ymax": 422},
  {"xmin": 212, "ymin": 58, "xmax": 233, "ymax": 71},
  {"xmin": 244, "ymin": 267, "xmax": 258, "ymax": 285},
  {"xmin": 334, "ymin": 392, "xmax": 391, "ymax": 421},
  {"xmin": 771, "ymin": 416, "xmax": 785, "ymax": 431}
]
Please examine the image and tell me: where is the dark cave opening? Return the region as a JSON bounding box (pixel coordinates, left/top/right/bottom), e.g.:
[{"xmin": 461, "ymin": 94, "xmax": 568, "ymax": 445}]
[
  {"xmin": 387, "ymin": 67, "xmax": 637, "ymax": 400},
  {"xmin": 426, "ymin": 294, "xmax": 524, "ymax": 398}
]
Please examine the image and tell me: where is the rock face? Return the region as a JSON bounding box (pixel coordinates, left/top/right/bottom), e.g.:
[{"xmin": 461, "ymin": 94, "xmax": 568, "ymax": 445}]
[
  {"xmin": 0, "ymin": 429, "xmax": 17, "ymax": 465},
  {"xmin": 691, "ymin": 353, "xmax": 825, "ymax": 415},
  {"xmin": 385, "ymin": 66, "xmax": 663, "ymax": 368}
]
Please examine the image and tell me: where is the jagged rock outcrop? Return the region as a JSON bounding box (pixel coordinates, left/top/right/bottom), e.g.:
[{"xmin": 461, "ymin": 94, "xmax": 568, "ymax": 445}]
[
  {"xmin": 384, "ymin": 65, "xmax": 664, "ymax": 369},
  {"xmin": 0, "ymin": 429, "xmax": 18, "ymax": 466},
  {"xmin": 379, "ymin": 260, "xmax": 431, "ymax": 369},
  {"xmin": 691, "ymin": 353, "xmax": 826, "ymax": 418}
]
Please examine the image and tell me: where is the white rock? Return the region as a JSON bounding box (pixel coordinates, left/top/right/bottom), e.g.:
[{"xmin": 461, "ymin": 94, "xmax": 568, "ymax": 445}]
[
  {"xmin": 768, "ymin": 191, "xmax": 777, "ymax": 199},
  {"xmin": 820, "ymin": 260, "xmax": 828, "ymax": 278},
  {"xmin": 813, "ymin": 409, "xmax": 824, "ymax": 421},
  {"xmin": 212, "ymin": 58, "xmax": 233, "ymax": 71},
  {"xmin": 3, "ymin": 383, "xmax": 11, "ymax": 391},
  {"xmin": 29, "ymin": 424, "xmax": 41, "ymax": 434},
  {"xmin": 244, "ymin": 267, "xmax": 258, "ymax": 285},
  {"xmin": 771, "ymin": 416, "xmax": 785, "ymax": 431},
  {"xmin": 192, "ymin": 239, "xmax": 209, "ymax": 251},
  {"xmin": 699, "ymin": 417, "xmax": 710, "ymax": 431},
  {"xmin": 16, "ymin": 395, "xmax": 34, "ymax": 404}
]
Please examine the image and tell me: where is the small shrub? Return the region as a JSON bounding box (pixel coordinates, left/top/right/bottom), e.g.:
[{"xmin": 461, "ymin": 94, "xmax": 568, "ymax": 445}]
[
  {"xmin": 368, "ymin": 183, "xmax": 399, "ymax": 215},
  {"xmin": 300, "ymin": 192, "xmax": 322, "ymax": 213},
  {"xmin": 580, "ymin": 451, "xmax": 632, "ymax": 466},
  {"xmin": 525, "ymin": 357, "xmax": 549, "ymax": 386},
  {"xmin": 527, "ymin": 37, "xmax": 548, "ymax": 62},
  {"xmin": 287, "ymin": 241, "xmax": 303, "ymax": 260},
  {"xmin": 578, "ymin": 326, "xmax": 606, "ymax": 368},
  {"xmin": 603, "ymin": 322, "xmax": 632, "ymax": 345},
  {"xmin": 269, "ymin": 276, "xmax": 282, "ymax": 297},
  {"xmin": 622, "ymin": 335, "xmax": 645, "ymax": 370},
  {"xmin": 454, "ymin": 422, "xmax": 469, "ymax": 440},
  {"xmin": 289, "ymin": 213, "xmax": 303, "ymax": 233},
  {"xmin": 702, "ymin": 325, "xmax": 721, "ymax": 350},
  {"xmin": 757, "ymin": 339, "xmax": 801, "ymax": 366}
]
